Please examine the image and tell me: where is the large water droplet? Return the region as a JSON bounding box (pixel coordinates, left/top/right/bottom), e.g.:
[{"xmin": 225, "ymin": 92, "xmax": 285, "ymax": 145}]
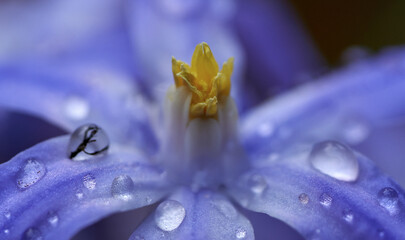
[
  {"xmin": 111, "ymin": 175, "xmax": 135, "ymax": 201},
  {"xmin": 47, "ymin": 212, "xmax": 59, "ymax": 227},
  {"xmin": 248, "ymin": 174, "xmax": 267, "ymax": 195},
  {"xmin": 67, "ymin": 124, "xmax": 109, "ymax": 161},
  {"xmin": 83, "ymin": 174, "xmax": 96, "ymax": 190},
  {"xmin": 23, "ymin": 227, "xmax": 42, "ymax": 240},
  {"xmin": 16, "ymin": 159, "xmax": 46, "ymax": 189},
  {"xmin": 299, "ymin": 193, "xmax": 309, "ymax": 205},
  {"xmin": 155, "ymin": 200, "xmax": 186, "ymax": 231},
  {"xmin": 235, "ymin": 227, "xmax": 247, "ymax": 239},
  {"xmin": 309, "ymin": 141, "xmax": 359, "ymax": 182},
  {"xmin": 378, "ymin": 187, "xmax": 399, "ymax": 215},
  {"xmin": 211, "ymin": 198, "xmax": 237, "ymax": 219},
  {"xmin": 64, "ymin": 96, "xmax": 90, "ymax": 121},
  {"xmin": 319, "ymin": 193, "xmax": 332, "ymax": 208},
  {"xmin": 342, "ymin": 209, "xmax": 354, "ymax": 223}
]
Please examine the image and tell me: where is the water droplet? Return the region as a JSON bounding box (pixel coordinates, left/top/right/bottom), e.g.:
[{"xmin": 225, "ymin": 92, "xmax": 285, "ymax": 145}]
[
  {"xmin": 4, "ymin": 229, "xmax": 9, "ymax": 235},
  {"xmin": 83, "ymin": 174, "xmax": 96, "ymax": 190},
  {"xmin": 76, "ymin": 192, "xmax": 84, "ymax": 199},
  {"xmin": 67, "ymin": 124, "xmax": 109, "ymax": 161},
  {"xmin": 4, "ymin": 211, "xmax": 11, "ymax": 219},
  {"xmin": 64, "ymin": 96, "xmax": 90, "ymax": 121},
  {"xmin": 155, "ymin": 200, "xmax": 186, "ymax": 231},
  {"xmin": 299, "ymin": 193, "xmax": 309, "ymax": 205},
  {"xmin": 319, "ymin": 193, "xmax": 332, "ymax": 208},
  {"xmin": 378, "ymin": 187, "xmax": 399, "ymax": 215},
  {"xmin": 342, "ymin": 209, "xmax": 354, "ymax": 223},
  {"xmin": 111, "ymin": 175, "xmax": 135, "ymax": 201},
  {"xmin": 23, "ymin": 227, "xmax": 42, "ymax": 240},
  {"xmin": 16, "ymin": 159, "xmax": 46, "ymax": 189},
  {"xmin": 235, "ymin": 227, "xmax": 247, "ymax": 239},
  {"xmin": 48, "ymin": 212, "xmax": 59, "ymax": 227},
  {"xmin": 212, "ymin": 198, "xmax": 237, "ymax": 219},
  {"xmin": 257, "ymin": 122, "xmax": 274, "ymax": 137},
  {"xmin": 248, "ymin": 174, "xmax": 267, "ymax": 195},
  {"xmin": 309, "ymin": 141, "xmax": 359, "ymax": 182}
]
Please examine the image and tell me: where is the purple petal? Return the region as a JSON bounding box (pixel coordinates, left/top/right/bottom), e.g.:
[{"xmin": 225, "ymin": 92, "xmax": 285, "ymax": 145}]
[
  {"xmin": 227, "ymin": 147, "xmax": 405, "ymax": 239},
  {"xmin": 0, "ymin": 62, "xmax": 158, "ymax": 152},
  {"xmin": 130, "ymin": 188, "xmax": 254, "ymax": 240},
  {"xmin": 0, "ymin": 136, "xmax": 170, "ymax": 239},
  {"xmin": 241, "ymin": 47, "xmax": 405, "ymax": 185}
]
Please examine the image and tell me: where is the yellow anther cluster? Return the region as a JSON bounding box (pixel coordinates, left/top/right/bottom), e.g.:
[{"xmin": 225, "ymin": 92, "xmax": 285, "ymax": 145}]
[{"xmin": 172, "ymin": 42, "xmax": 234, "ymax": 119}]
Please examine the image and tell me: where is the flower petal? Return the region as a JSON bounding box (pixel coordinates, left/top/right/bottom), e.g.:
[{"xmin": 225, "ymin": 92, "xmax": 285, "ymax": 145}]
[
  {"xmin": 0, "ymin": 136, "xmax": 170, "ymax": 240},
  {"xmin": 130, "ymin": 188, "xmax": 254, "ymax": 240},
  {"xmin": 0, "ymin": 62, "xmax": 158, "ymax": 152},
  {"xmin": 241, "ymin": 47, "xmax": 405, "ymax": 183},
  {"xmin": 227, "ymin": 147, "xmax": 405, "ymax": 239}
]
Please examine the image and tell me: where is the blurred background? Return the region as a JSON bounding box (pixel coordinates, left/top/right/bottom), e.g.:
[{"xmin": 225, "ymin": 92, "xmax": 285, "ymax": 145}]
[{"xmin": 0, "ymin": 0, "xmax": 404, "ymax": 239}]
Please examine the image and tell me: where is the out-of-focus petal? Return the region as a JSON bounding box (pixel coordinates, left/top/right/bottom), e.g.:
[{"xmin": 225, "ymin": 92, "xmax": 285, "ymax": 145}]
[
  {"xmin": 241, "ymin": 47, "xmax": 405, "ymax": 185},
  {"xmin": 0, "ymin": 136, "xmax": 171, "ymax": 240},
  {"xmin": 234, "ymin": 0, "xmax": 324, "ymax": 107},
  {"xmin": 130, "ymin": 188, "xmax": 254, "ymax": 240},
  {"xmin": 0, "ymin": 62, "xmax": 158, "ymax": 153},
  {"xmin": 227, "ymin": 147, "xmax": 405, "ymax": 239},
  {"xmin": 126, "ymin": 0, "xmax": 246, "ymax": 109}
]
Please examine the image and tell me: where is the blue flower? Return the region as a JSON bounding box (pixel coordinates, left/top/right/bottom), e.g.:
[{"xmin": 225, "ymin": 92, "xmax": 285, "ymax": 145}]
[{"xmin": 0, "ymin": 0, "xmax": 405, "ymax": 240}]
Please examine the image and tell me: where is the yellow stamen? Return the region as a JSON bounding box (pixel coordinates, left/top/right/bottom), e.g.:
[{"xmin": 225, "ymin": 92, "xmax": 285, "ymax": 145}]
[{"xmin": 172, "ymin": 42, "xmax": 234, "ymax": 119}]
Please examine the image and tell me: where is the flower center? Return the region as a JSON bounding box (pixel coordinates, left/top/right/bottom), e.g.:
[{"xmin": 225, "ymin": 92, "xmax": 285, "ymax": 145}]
[{"xmin": 160, "ymin": 43, "xmax": 246, "ymax": 188}]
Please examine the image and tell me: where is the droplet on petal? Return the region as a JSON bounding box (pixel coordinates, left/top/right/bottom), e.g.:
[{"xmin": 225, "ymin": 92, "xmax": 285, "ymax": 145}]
[
  {"xmin": 299, "ymin": 193, "xmax": 309, "ymax": 205},
  {"xmin": 68, "ymin": 124, "xmax": 109, "ymax": 161},
  {"xmin": 16, "ymin": 159, "xmax": 46, "ymax": 189},
  {"xmin": 342, "ymin": 209, "xmax": 354, "ymax": 223},
  {"xmin": 64, "ymin": 96, "xmax": 90, "ymax": 121},
  {"xmin": 111, "ymin": 175, "xmax": 135, "ymax": 201},
  {"xmin": 235, "ymin": 227, "xmax": 247, "ymax": 239},
  {"xmin": 319, "ymin": 193, "xmax": 332, "ymax": 208},
  {"xmin": 23, "ymin": 227, "xmax": 42, "ymax": 240},
  {"xmin": 309, "ymin": 141, "xmax": 359, "ymax": 182},
  {"xmin": 47, "ymin": 212, "xmax": 59, "ymax": 227},
  {"xmin": 155, "ymin": 200, "xmax": 186, "ymax": 231},
  {"xmin": 83, "ymin": 174, "xmax": 96, "ymax": 190},
  {"xmin": 378, "ymin": 187, "xmax": 399, "ymax": 215},
  {"xmin": 248, "ymin": 174, "xmax": 267, "ymax": 195}
]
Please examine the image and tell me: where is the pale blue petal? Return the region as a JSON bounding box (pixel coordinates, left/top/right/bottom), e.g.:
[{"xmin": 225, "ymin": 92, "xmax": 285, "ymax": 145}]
[
  {"xmin": 241, "ymin": 47, "xmax": 405, "ymax": 184},
  {"xmin": 130, "ymin": 188, "xmax": 254, "ymax": 240},
  {"xmin": 0, "ymin": 63, "xmax": 158, "ymax": 152},
  {"xmin": 227, "ymin": 147, "xmax": 405, "ymax": 239},
  {"xmin": 0, "ymin": 136, "xmax": 171, "ymax": 240},
  {"xmin": 126, "ymin": 0, "xmax": 246, "ymax": 108}
]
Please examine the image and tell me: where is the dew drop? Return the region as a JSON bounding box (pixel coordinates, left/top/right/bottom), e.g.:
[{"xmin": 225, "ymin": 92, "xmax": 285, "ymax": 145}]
[
  {"xmin": 378, "ymin": 187, "xmax": 399, "ymax": 215},
  {"xmin": 235, "ymin": 227, "xmax": 247, "ymax": 239},
  {"xmin": 299, "ymin": 193, "xmax": 309, "ymax": 205},
  {"xmin": 47, "ymin": 212, "xmax": 59, "ymax": 227},
  {"xmin": 342, "ymin": 209, "xmax": 354, "ymax": 223},
  {"xmin": 67, "ymin": 124, "xmax": 109, "ymax": 161},
  {"xmin": 83, "ymin": 174, "xmax": 96, "ymax": 190},
  {"xmin": 155, "ymin": 200, "xmax": 186, "ymax": 231},
  {"xmin": 23, "ymin": 227, "xmax": 42, "ymax": 240},
  {"xmin": 76, "ymin": 192, "xmax": 84, "ymax": 199},
  {"xmin": 212, "ymin": 198, "xmax": 237, "ymax": 219},
  {"xmin": 319, "ymin": 193, "xmax": 332, "ymax": 208},
  {"xmin": 248, "ymin": 174, "xmax": 267, "ymax": 195},
  {"xmin": 16, "ymin": 159, "xmax": 46, "ymax": 189},
  {"xmin": 64, "ymin": 96, "xmax": 90, "ymax": 121},
  {"xmin": 111, "ymin": 175, "xmax": 135, "ymax": 201},
  {"xmin": 309, "ymin": 141, "xmax": 359, "ymax": 182}
]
